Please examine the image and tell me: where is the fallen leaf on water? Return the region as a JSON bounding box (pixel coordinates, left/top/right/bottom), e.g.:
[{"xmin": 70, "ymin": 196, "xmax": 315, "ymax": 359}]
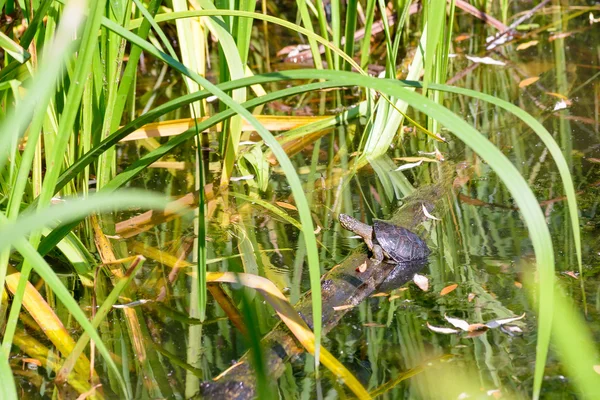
[
  {"xmin": 395, "ymin": 159, "xmax": 424, "ymax": 171},
  {"xmin": 22, "ymin": 358, "xmax": 42, "ymax": 367},
  {"xmin": 563, "ymin": 271, "xmax": 579, "ymax": 279},
  {"xmin": 363, "ymin": 323, "xmax": 386, "ymax": 328},
  {"xmin": 333, "ymin": 304, "xmax": 355, "ymax": 311},
  {"xmin": 485, "ymin": 313, "xmax": 526, "ymax": 329},
  {"xmin": 276, "ymin": 201, "xmax": 297, "ymax": 211},
  {"xmin": 440, "ymin": 283, "xmax": 458, "ymax": 296},
  {"xmin": 501, "ymin": 325, "xmax": 523, "ymax": 334},
  {"xmin": 453, "ymin": 175, "xmax": 470, "ymax": 188},
  {"xmin": 466, "ymin": 323, "xmax": 487, "ymax": 332},
  {"xmin": 427, "ymin": 322, "xmax": 460, "ymax": 334},
  {"xmin": 553, "ymin": 100, "xmax": 570, "ymax": 111},
  {"xmin": 413, "ymin": 273, "xmax": 429, "ymax": 291},
  {"xmin": 549, "ymin": 31, "xmax": 574, "ymax": 41},
  {"xmin": 519, "ymin": 76, "xmax": 539, "ymax": 88},
  {"xmin": 466, "ymin": 55, "xmax": 506, "ymax": 66},
  {"xmin": 516, "ymin": 40, "xmax": 538, "ymax": 50},
  {"xmin": 356, "ymin": 261, "xmax": 368, "ymax": 273},
  {"xmin": 445, "ymin": 315, "xmax": 470, "ymax": 331},
  {"xmin": 230, "ymin": 174, "xmax": 255, "ymax": 182},
  {"xmin": 422, "ymin": 204, "xmax": 441, "ymax": 221},
  {"xmin": 454, "ymin": 33, "xmax": 471, "ymax": 42},
  {"xmin": 466, "ymin": 327, "xmax": 489, "ymax": 338},
  {"xmin": 546, "ymin": 92, "xmax": 570, "ymax": 101},
  {"xmin": 371, "ymin": 292, "xmax": 389, "ymax": 298}
]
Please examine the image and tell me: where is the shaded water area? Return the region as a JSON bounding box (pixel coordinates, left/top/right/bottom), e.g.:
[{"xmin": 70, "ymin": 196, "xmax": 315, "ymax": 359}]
[{"xmin": 11, "ymin": 1, "xmax": 600, "ymax": 399}]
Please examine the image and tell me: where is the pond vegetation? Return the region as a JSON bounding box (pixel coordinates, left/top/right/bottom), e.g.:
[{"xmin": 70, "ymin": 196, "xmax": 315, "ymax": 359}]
[{"xmin": 0, "ymin": 0, "xmax": 599, "ymax": 398}]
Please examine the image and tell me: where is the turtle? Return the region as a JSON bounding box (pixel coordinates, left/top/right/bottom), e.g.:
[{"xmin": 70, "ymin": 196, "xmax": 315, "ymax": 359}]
[{"xmin": 338, "ymin": 214, "xmax": 430, "ymax": 265}]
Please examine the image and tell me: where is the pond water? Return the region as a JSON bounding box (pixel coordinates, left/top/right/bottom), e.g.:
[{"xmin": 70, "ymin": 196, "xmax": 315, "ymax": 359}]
[{"xmin": 116, "ymin": 4, "xmax": 600, "ymax": 399}]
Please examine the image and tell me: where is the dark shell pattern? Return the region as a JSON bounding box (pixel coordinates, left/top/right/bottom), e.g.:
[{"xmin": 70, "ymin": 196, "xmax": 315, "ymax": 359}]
[{"xmin": 373, "ymin": 220, "xmax": 430, "ymax": 262}]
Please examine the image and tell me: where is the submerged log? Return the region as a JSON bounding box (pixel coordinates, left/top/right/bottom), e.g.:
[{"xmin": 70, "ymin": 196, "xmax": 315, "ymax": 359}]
[{"xmin": 200, "ymin": 174, "xmax": 450, "ymax": 399}]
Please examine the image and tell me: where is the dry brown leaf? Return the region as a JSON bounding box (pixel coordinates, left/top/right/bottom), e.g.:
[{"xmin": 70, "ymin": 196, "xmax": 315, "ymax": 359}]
[
  {"xmin": 356, "ymin": 261, "xmax": 368, "ymax": 273},
  {"xmin": 333, "ymin": 304, "xmax": 355, "ymax": 311},
  {"xmin": 362, "ymin": 323, "xmax": 386, "ymax": 328},
  {"xmin": 371, "ymin": 292, "xmax": 389, "ymax": 297},
  {"xmin": 519, "ymin": 76, "xmax": 539, "ymax": 88},
  {"xmin": 587, "ymin": 158, "xmax": 600, "ymax": 163},
  {"xmin": 516, "ymin": 40, "xmax": 538, "ymax": 51},
  {"xmin": 276, "ymin": 201, "xmax": 297, "ymax": 211},
  {"xmin": 563, "ymin": 271, "xmax": 579, "ymax": 279},
  {"xmin": 440, "ymin": 283, "xmax": 458, "ymax": 296},
  {"xmin": 546, "ymin": 92, "xmax": 570, "ymax": 101},
  {"xmin": 388, "ymin": 295, "xmax": 401, "ymax": 302},
  {"xmin": 22, "ymin": 358, "xmax": 42, "ymax": 367},
  {"xmin": 467, "ymin": 323, "xmax": 487, "ymax": 332},
  {"xmin": 466, "ymin": 327, "xmax": 489, "ymax": 338},
  {"xmin": 549, "ymin": 32, "xmax": 574, "ymax": 41},
  {"xmin": 455, "ymin": 33, "xmax": 472, "ymax": 42}
]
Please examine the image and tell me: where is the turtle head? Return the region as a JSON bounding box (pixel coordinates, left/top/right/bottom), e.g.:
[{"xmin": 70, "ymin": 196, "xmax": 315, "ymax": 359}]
[
  {"xmin": 338, "ymin": 214, "xmax": 373, "ymax": 239},
  {"xmin": 338, "ymin": 214, "xmax": 357, "ymax": 231}
]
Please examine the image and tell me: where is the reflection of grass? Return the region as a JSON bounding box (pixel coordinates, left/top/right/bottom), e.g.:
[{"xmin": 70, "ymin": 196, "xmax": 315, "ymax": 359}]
[{"xmin": 0, "ymin": 0, "xmax": 597, "ymax": 398}]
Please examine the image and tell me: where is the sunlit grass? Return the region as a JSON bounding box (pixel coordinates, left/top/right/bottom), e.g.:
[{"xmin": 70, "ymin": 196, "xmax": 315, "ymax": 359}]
[{"xmin": 0, "ymin": 0, "xmax": 595, "ymax": 398}]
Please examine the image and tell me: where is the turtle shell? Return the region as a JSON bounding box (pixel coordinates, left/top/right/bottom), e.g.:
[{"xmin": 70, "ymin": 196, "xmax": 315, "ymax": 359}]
[{"xmin": 373, "ymin": 220, "xmax": 430, "ymax": 262}]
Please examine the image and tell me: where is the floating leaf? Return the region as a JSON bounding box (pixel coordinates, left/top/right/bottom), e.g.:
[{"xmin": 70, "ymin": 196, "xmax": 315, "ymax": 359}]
[
  {"xmin": 454, "ymin": 33, "xmax": 471, "ymax": 42},
  {"xmin": 546, "ymin": 92, "xmax": 570, "ymax": 100},
  {"xmin": 466, "ymin": 327, "xmax": 489, "ymax": 338},
  {"xmin": 549, "ymin": 32, "xmax": 574, "ymax": 41},
  {"xmin": 422, "ymin": 204, "xmax": 441, "ymax": 221},
  {"xmin": 440, "ymin": 283, "xmax": 458, "ymax": 296},
  {"xmin": 444, "ymin": 315, "xmax": 470, "ymax": 331},
  {"xmin": 276, "ymin": 201, "xmax": 298, "ymax": 211},
  {"xmin": 363, "ymin": 323, "xmax": 386, "ymax": 328},
  {"xmin": 519, "ymin": 76, "xmax": 539, "ymax": 88},
  {"xmin": 333, "ymin": 304, "xmax": 355, "ymax": 311},
  {"xmin": 563, "ymin": 271, "xmax": 579, "ymax": 279},
  {"xmin": 553, "ymin": 100, "xmax": 569, "ymax": 111},
  {"xmin": 395, "ymin": 159, "xmax": 423, "ymax": 171},
  {"xmin": 371, "ymin": 292, "xmax": 389, "ymax": 298},
  {"xmin": 516, "ymin": 40, "xmax": 539, "ymax": 50},
  {"xmin": 485, "ymin": 313, "xmax": 526, "ymax": 329},
  {"xmin": 466, "ymin": 55, "xmax": 506, "ymax": 66},
  {"xmin": 413, "ymin": 273, "xmax": 429, "ymax": 291},
  {"xmin": 356, "ymin": 261, "xmax": 368, "ymax": 273},
  {"xmin": 230, "ymin": 174, "xmax": 255, "ymax": 182},
  {"xmin": 427, "ymin": 322, "xmax": 460, "ymax": 335}
]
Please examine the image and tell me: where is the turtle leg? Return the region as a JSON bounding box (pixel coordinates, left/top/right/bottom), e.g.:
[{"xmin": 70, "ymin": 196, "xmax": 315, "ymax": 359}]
[{"xmin": 371, "ymin": 244, "xmax": 384, "ymax": 266}]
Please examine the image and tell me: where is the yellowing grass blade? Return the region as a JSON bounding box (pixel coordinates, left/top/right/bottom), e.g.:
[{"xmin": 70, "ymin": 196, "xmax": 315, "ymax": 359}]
[{"xmin": 120, "ymin": 115, "xmax": 330, "ymax": 142}]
